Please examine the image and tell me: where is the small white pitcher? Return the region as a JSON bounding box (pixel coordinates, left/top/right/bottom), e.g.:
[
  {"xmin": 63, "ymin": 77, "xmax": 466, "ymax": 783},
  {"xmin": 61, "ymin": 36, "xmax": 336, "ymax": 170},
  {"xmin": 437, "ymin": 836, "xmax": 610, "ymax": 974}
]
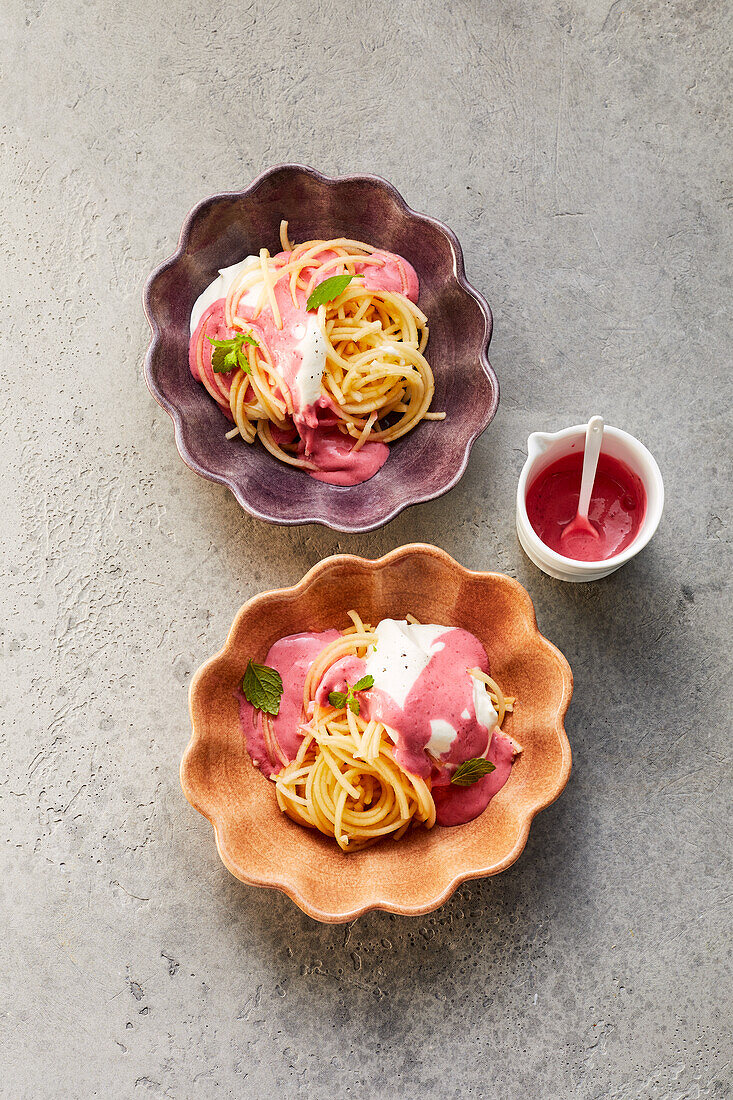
[{"xmin": 516, "ymin": 423, "xmax": 665, "ymax": 582}]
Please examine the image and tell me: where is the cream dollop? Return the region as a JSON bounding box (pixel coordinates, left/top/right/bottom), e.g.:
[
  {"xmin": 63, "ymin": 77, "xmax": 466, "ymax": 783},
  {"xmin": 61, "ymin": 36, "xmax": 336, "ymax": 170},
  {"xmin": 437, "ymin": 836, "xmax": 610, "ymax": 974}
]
[
  {"xmin": 189, "ymin": 256, "xmax": 260, "ymax": 334},
  {"xmin": 291, "ymin": 315, "xmax": 326, "ymax": 412},
  {"xmin": 363, "ymin": 619, "xmax": 497, "ymax": 755}
]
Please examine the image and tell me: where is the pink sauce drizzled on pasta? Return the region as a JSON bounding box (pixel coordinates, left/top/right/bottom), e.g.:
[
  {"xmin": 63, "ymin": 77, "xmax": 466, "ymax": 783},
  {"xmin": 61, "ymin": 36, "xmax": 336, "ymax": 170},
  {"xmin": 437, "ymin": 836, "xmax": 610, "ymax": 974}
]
[
  {"xmin": 238, "ymin": 630, "xmax": 340, "ymax": 774},
  {"xmin": 189, "ymin": 248, "xmax": 419, "ymax": 485},
  {"xmin": 239, "ymin": 625, "xmax": 517, "ymax": 827}
]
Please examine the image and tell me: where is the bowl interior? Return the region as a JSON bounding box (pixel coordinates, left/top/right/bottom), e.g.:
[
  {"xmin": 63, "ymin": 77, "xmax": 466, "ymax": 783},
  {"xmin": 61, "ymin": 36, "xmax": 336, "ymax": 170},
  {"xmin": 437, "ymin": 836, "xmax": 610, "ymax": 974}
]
[
  {"xmin": 146, "ymin": 167, "xmax": 498, "ymax": 531},
  {"xmin": 519, "ymin": 426, "xmax": 664, "ymax": 569},
  {"xmin": 184, "ymin": 548, "xmax": 572, "ymax": 921}
]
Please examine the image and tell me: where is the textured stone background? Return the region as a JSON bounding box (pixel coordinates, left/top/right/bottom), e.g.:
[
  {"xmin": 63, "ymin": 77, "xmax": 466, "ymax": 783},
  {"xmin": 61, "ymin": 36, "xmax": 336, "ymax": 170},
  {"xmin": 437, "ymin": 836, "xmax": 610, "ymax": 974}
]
[{"xmin": 1, "ymin": 0, "xmax": 731, "ymax": 1096}]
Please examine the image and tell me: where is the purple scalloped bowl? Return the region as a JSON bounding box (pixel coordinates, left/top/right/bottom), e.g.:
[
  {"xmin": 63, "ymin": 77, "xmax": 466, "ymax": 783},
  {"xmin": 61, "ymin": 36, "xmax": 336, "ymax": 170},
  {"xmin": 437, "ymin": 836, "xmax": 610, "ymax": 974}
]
[{"xmin": 143, "ymin": 165, "xmax": 498, "ymax": 533}]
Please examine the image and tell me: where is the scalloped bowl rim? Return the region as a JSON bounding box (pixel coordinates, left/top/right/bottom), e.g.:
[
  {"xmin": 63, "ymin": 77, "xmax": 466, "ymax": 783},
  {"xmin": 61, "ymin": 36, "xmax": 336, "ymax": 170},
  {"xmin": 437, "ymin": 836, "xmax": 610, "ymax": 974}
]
[
  {"xmin": 182, "ymin": 544, "xmax": 573, "ymax": 922},
  {"xmin": 143, "ymin": 164, "xmax": 498, "ymax": 533}
]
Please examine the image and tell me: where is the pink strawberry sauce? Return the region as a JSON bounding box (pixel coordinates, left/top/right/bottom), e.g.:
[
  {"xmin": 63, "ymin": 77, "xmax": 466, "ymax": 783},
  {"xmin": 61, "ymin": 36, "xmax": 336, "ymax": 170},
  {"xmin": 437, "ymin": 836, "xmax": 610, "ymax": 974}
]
[
  {"xmin": 526, "ymin": 450, "xmax": 646, "ymax": 561},
  {"xmin": 239, "ymin": 624, "xmax": 517, "ymax": 827},
  {"xmin": 190, "ymin": 248, "xmax": 419, "ymax": 485},
  {"xmin": 237, "ymin": 629, "xmax": 340, "ymax": 775}
]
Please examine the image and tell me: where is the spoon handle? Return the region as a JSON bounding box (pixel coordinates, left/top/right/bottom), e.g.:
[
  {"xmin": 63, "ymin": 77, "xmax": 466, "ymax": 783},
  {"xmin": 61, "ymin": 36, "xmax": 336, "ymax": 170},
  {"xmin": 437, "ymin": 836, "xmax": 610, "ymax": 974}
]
[{"xmin": 577, "ymin": 416, "xmax": 605, "ymax": 520}]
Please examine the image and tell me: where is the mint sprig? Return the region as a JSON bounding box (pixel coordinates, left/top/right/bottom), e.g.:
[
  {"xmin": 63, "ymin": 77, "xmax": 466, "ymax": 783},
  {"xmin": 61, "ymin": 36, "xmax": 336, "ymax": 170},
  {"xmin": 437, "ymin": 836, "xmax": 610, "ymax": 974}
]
[
  {"xmin": 306, "ymin": 273, "xmax": 364, "ymax": 312},
  {"xmin": 207, "ymin": 331, "xmax": 258, "ymax": 374},
  {"xmin": 328, "ymin": 674, "xmax": 374, "ymax": 716},
  {"xmin": 242, "ymin": 659, "xmax": 283, "ymax": 716},
  {"xmin": 450, "ymin": 758, "xmax": 496, "ymax": 787}
]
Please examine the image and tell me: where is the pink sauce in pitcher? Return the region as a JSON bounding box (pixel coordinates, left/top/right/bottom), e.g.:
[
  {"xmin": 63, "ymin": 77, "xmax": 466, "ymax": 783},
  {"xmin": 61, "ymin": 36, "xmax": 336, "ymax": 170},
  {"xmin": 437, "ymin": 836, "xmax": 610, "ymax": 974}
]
[{"xmin": 526, "ymin": 451, "xmax": 646, "ymax": 561}]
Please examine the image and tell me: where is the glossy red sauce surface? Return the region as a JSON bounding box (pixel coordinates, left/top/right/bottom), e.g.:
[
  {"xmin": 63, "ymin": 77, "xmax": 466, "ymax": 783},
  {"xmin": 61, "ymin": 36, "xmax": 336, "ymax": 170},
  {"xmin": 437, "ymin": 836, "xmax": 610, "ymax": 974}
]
[{"xmin": 526, "ymin": 450, "xmax": 646, "ymax": 561}]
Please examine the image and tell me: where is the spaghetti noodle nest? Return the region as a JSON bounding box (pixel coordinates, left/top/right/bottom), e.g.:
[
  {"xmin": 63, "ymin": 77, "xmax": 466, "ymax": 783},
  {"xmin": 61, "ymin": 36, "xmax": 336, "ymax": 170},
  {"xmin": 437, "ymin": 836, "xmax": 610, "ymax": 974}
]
[
  {"xmin": 275, "ymin": 713, "xmax": 435, "ymax": 853},
  {"xmin": 195, "ymin": 221, "xmax": 443, "ymax": 470},
  {"xmin": 272, "ymin": 611, "xmax": 514, "ymax": 852}
]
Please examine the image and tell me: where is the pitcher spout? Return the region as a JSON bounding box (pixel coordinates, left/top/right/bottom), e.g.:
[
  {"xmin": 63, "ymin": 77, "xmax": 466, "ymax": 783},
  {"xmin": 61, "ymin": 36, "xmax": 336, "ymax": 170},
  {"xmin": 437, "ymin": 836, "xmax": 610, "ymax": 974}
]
[{"xmin": 526, "ymin": 431, "xmax": 554, "ymax": 462}]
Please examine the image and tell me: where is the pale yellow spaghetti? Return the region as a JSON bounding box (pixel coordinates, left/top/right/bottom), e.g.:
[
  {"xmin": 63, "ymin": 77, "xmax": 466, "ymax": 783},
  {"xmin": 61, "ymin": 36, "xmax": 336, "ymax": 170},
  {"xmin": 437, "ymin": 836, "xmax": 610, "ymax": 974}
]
[
  {"xmin": 190, "ymin": 221, "xmax": 444, "ymax": 475},
  {"xmin": 272, "ymin": 612, "xmax": 515, "ymax": 851}
]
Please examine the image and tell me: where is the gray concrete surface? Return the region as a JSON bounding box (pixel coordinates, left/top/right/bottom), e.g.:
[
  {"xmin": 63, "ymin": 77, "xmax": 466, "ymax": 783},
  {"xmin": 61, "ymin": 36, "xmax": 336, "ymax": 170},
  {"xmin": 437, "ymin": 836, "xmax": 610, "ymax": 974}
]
[{"xmin": 1, "ymin": 0, "xmax": 731, "ymax": 1096}]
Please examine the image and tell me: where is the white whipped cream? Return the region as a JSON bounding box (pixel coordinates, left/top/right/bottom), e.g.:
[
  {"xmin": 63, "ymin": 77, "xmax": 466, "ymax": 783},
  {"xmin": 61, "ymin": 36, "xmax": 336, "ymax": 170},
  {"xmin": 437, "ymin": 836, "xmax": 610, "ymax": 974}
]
[
  {"xmin": 363, "ymin": 619, "xmax": 497, "ymax": 756},
  {"xmin": 291, "ymin": 315, "xmax": 326, "ymax": 412},
  {"xmin": 363, "ymin": 620, "xmax": 447, "ymax": 710},
  {"xmin": 472, "ymin": 676, "xmax": 498, "ymax": 735},
  {"xmin": 190, "ymin": 257, "xmax": 325, "ymax": 415},
  {"xmin": 190, "ymin": 256, "xmax": 260, "ymax": 334}
]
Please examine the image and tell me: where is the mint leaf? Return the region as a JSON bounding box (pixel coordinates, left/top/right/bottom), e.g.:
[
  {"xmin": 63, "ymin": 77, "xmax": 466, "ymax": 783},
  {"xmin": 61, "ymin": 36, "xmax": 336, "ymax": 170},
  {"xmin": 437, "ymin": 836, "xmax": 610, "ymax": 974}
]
[
  {"xmin": 306, "ymin": 273, "xmax": 363, "ymax": 312},
  {"xmin": 242, "ymin": 659, "xmax": 283, "ymax": 716},
  {"xmin": 450, "ymin": 758, "xmax": 496, "ymax": 787},
  {"xmin": 329, "ymin": 675, "xmax": 373, "ymax": 714},
  {"xmin": 210, "ymin": 346, "xmax": 229, "ymax": 373},
  {"xmin": 208, "ymin": 331, "xmax": 258, "ymax": 373},
  {"xmin": 207, "ymin": 333, "xmax": 258, "ymax": 348}
]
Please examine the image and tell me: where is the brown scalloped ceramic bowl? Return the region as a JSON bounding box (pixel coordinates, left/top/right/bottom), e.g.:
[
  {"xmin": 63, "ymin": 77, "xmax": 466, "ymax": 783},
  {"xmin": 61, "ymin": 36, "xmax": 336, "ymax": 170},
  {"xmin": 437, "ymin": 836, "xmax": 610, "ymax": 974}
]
[{"xmin": 182, "ymin": 545, "xmax": 572, "ymax": 922}]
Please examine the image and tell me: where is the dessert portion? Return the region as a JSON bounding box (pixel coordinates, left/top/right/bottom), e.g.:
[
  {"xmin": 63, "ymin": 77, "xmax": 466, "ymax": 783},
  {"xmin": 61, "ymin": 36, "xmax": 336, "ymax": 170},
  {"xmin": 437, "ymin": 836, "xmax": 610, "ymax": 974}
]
[
  {"xmin": 526, "ymin": 450, "xmax": 647, "ymax": 561},
  {"xmin": 239, "ymin": 613, "xmax": 519, "ymax": 850},
  {"xmin": 189, "ymin": 222, "xmax": 443, "ymax": 486}
]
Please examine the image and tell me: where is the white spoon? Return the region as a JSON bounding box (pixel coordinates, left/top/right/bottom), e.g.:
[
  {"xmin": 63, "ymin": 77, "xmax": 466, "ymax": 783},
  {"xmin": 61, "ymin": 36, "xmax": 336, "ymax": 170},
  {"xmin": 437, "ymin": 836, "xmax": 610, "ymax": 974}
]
[{"xmin": 561, "ymin": 415, "xmax": 604, "ymax": 542}]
